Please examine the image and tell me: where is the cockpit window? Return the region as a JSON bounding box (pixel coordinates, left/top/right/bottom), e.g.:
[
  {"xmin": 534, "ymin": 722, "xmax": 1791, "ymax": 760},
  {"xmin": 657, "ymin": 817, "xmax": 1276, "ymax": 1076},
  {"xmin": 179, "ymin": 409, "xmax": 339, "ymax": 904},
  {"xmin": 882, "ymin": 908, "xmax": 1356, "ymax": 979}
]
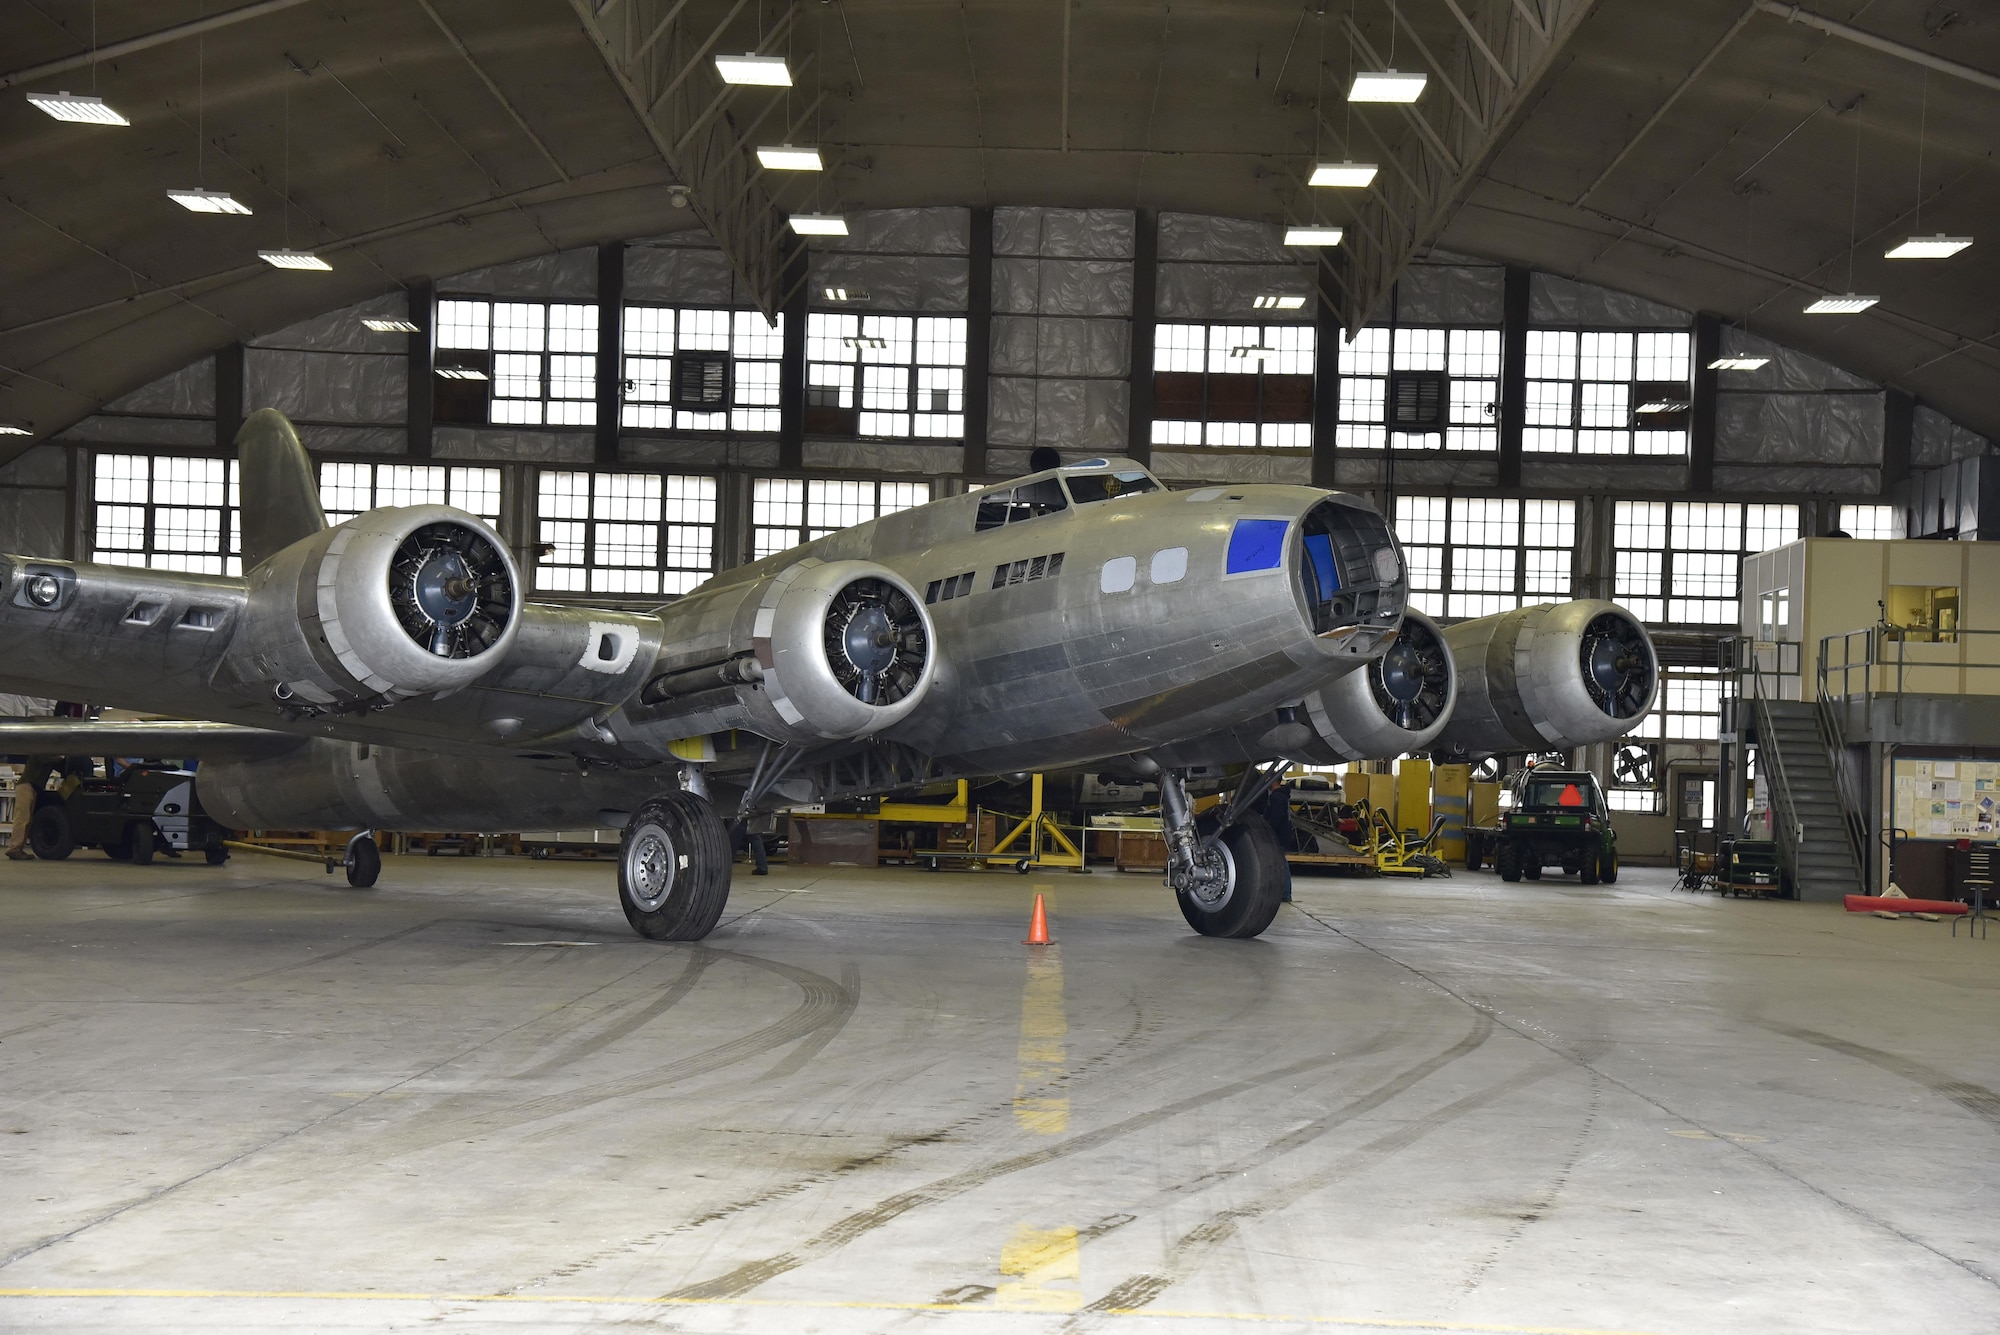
[
  {"xmin": 974, "ymin": 477, "xmax": 1070, "ymax": 531},
  {"xmin": 1064, "ymin": 470, "xmax": 1161, "ymax": 505}
]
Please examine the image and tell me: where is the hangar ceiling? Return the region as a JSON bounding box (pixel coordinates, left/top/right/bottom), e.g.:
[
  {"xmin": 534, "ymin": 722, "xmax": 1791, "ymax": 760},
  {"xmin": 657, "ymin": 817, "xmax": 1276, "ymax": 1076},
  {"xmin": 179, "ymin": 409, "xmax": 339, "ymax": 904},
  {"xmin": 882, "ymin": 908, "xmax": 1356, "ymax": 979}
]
[{"xmin": 1, "ymin": 0, "xmax": 1996, "ymax": 465}]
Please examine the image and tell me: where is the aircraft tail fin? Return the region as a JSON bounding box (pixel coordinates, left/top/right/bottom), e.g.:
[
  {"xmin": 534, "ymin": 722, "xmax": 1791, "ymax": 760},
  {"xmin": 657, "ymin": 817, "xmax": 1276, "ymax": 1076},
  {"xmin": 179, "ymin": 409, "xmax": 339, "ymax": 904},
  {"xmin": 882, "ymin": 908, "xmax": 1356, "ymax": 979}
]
[{"xmin": 236, "ymin": 408, "xmax": 327, "ymax": 568}]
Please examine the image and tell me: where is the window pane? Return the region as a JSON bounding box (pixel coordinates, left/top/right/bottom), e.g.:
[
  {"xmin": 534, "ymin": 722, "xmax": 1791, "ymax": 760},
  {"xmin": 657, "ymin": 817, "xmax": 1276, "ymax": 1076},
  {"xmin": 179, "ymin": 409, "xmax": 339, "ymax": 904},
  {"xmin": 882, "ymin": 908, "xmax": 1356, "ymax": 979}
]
[
  {"xmin": 437, "ymin": 299, "xmax": 489, "ymax": 350},
  {"xmin": 492, "ymin": 302, "xmax": 545, "ymax": 353}
]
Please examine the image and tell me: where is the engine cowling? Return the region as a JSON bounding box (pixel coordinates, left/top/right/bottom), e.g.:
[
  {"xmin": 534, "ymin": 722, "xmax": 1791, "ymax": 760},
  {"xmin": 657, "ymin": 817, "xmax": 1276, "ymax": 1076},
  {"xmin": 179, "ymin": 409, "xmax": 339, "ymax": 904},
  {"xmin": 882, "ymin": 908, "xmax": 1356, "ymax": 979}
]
[
  {"xmin": 225, "ymin": 505, "xmax": 522, "ymax": 707},
  {"xmin": 1301, "ymin": 609, "xmax": 1458, "ymax": 761},
  {"xmin": 1430, "ymin": 599, "xmax": 1658, "ymax": 758},
  {"xmin": 632, "ymin": 557, "xmax": 937, "ymax": 745}
]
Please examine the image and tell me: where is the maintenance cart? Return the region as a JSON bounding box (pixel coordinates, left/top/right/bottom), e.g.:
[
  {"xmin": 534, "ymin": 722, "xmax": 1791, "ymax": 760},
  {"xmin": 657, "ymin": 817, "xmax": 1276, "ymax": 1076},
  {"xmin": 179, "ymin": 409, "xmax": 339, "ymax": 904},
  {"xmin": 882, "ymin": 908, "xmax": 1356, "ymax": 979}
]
[
  {"xmin": 25, "ymin": 765, "xmax": 231, "ymax": 865},
  {"xmin": 1464, "ymin": 767, "xmax": 1618, "ymax": 884}
]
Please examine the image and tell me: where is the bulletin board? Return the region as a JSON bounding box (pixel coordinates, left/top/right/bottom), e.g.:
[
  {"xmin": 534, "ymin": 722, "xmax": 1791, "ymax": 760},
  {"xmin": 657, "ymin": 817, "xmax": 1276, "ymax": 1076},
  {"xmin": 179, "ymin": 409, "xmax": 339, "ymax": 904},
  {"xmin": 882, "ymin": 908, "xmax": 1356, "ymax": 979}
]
[{"xmin": 1893, "ymin": 758, "xmax": 2000, "ymax": 843}]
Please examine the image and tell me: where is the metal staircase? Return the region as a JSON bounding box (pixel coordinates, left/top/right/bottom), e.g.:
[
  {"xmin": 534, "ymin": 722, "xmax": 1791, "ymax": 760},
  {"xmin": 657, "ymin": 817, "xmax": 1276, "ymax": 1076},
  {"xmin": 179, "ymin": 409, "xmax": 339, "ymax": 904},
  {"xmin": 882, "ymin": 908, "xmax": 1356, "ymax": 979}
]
[{"xmin": 1754, "ymin": 698, "xmax": 1867, "ymax": 901}]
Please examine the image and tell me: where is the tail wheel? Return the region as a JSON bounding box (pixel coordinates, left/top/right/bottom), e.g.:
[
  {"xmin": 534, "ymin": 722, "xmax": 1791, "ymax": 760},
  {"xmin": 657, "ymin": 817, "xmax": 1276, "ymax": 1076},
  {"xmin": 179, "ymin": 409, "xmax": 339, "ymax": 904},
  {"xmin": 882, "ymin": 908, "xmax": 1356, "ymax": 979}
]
[
  {"xmin": 345, "ymin": 836, "xmax": 381, "ymax": 888},
  {"xmin": 619, "ymin": 792, "xmax": 732, "ymax": 941},
  {"xmin": 1496, "ymin": 840, "xmax": 1521, "ymax": 883},
  {"xmin": 1177, "ymin": 819, "xmax": 1287, "ymax": 939}
]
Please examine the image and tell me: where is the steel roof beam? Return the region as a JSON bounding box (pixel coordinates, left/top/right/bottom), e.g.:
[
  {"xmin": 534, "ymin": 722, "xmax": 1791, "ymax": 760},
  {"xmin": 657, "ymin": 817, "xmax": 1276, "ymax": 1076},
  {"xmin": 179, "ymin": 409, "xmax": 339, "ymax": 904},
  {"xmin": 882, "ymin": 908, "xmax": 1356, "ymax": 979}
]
[{"xmin": 0, "ymin": 0, "xmax": 316, "ymax": 90}]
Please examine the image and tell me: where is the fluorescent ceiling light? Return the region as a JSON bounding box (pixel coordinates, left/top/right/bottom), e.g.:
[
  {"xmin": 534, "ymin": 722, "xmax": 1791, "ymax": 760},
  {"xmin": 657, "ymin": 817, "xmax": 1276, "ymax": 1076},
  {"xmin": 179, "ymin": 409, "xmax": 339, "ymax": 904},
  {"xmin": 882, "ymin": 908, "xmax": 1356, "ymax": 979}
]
[
  {"xmin": 258, "ymin": 249, "xmax": 330, "ymax": 271},
  {"xmin": 1349, "ymin": 70, "xmax": 1427, "ymax": 103},
  {"xmin": 1230, "ymin": 345, "xmax": 1277, "ymax": 360},
  {"xmin": 1253, "ymin": 294, "xmax": 1306, "ymax": 310},
  {"xmin": 1309, "ymin": 160, "xmax": 1378, "ymax": 188},
  {"xmin": 1804, "ymin": 293, "xmax": 1877, "ymax": 314},
  {"xmin": 0, "ymin": 424, "xmax": 30, "ymax": 436},
  {"xmin": 436, "ymin": 367, "xmax": 488, "ymax": 381},
  {"xmin": 1708, "ymin": 356, "xmax": 1769, "ymax": 371},
  {"xmin": 715, "ymin": 53, "xmax": 791, "ymax": 86},
  {"xmin": 1636, "ymin": 400, "xmax": 1689, "ymax": 414},
  {"xmin": 757, "ymin": 144, "xmax": 823, "ymax": 171},
  {"xmin": 26, "ymin": 90, "xmax": 128, "ymax": 125},
  {"xmin": 841, "ymin": 335, "xmax": 888, "ymax": 350},
  {"xmin": 1284, "ymin": 225, "xmax": 1344, "ymax": 246},
  {"xmin": 167, "ymin": 188, "xmax": 251, "ymax": 215},
  {"xmin": 822, "ymin": 286, "xmax": 869, "ymax": 302},
  {"xmin": 1885, "ymin": 233, "xmax": 1972, "ymax": 260},
  {"xmin": 789, "ymin": 213, "xmax": 848, "ymax": 236},
  {"xmin": 363, "ymin": 317, "xmax": 421, "ymax": 333}
]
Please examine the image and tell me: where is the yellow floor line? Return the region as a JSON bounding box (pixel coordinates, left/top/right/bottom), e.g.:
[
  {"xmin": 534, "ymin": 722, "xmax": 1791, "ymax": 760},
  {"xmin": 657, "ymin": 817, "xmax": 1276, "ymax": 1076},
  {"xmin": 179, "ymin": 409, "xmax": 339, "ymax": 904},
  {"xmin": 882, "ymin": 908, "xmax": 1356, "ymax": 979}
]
[{"xmin": 0, "ymin": 1289, "xmax": 1678, "ymax": 1333}]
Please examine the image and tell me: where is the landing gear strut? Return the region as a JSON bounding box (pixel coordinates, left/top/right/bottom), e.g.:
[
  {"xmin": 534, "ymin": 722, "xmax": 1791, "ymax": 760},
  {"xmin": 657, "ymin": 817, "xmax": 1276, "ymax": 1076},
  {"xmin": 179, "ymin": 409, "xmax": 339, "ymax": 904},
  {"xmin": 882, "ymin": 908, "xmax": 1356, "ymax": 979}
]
[{"xmin": 1159, "ymin": 767, "xmax": 1287, "ymax": 939}]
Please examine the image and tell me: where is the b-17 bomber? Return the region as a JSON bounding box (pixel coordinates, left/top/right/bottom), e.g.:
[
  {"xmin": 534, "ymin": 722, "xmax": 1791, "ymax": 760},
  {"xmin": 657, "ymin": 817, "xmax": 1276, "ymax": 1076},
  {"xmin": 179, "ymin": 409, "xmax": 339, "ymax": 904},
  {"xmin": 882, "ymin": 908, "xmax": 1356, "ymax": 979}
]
[{"xmin": 0, "ymin": 410, "xmax": 1658, "ymax": 940}]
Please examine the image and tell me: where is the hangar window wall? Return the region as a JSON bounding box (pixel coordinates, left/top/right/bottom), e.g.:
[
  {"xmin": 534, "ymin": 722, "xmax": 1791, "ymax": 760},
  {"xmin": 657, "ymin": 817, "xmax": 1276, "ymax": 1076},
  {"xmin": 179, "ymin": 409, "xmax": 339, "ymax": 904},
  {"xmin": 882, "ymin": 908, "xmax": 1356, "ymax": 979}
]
[
  {"xmin": 534, "ymin": 470, "xmax": 716, "ymax": 596},
  {"xmin": 622, "ymin": 307, "xmax": 784, "ymax": 433},
  {"xmin": 1627, "ymin": 667, "xmax": 1725, "ymax": 743},
  {"xmin": 1151, "ymin": 323, "xmax": 1314, "ymax": 449},
  {"xmin": 750, "ymin": 479, "xmax": 932, "ymax": 559},
  {"xmin": 90, "ymin": 453, "xmax": 240, "ymax": 576},
  {"xmin": 1393, "ymin": 496, "xmax": 1575, "ymax": 619},
  {"xmin": 1613, "ymin": 501, "xmax": 1799, "ymax": 625},
  {"xmin": 318, "ymin": 463, "xmax": 502, "ymax": 525},
  {"xmin": 804, "ymin": 314, "xmax": 967, "ymax": 439},
  {"xmin": 436, "ymin": 299, "xmax": 598, "ymax": 427},
  {"xmin": 1338, "ymin": 327, "xmax": 1500, "ymax": 453},
  {"xmin": 1524, "ymin": 330, "xmax": 1690, "ymax": 456},
  {"xmin": 1841, "ymin": 504, "xmax": 1903, "ymax": 539}
]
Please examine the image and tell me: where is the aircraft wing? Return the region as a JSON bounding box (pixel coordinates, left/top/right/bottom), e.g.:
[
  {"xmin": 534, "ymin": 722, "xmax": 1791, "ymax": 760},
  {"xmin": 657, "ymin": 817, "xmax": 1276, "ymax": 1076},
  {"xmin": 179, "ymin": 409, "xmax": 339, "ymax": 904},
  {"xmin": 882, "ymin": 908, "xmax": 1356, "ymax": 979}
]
[{"xmin": 0, "ymin": 719, "xmax": 302, "ymax": 761}]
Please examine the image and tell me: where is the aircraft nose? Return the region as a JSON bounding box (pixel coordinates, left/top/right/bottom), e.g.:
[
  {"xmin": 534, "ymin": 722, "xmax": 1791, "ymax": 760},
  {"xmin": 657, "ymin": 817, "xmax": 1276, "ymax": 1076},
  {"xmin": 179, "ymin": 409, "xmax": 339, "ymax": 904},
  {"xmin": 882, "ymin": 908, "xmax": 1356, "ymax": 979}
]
[{"xmin": 1295, "ymin": 498, "xmax": 1406, "ymax": 638}]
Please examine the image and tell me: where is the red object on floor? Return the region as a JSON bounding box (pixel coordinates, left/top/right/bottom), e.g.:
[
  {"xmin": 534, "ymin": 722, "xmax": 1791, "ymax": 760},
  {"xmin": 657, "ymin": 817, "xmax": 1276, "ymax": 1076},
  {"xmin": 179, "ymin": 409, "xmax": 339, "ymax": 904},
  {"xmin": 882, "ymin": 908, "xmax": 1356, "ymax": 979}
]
[
  {"xmin": 1024, "ymin": 893, "xmax": 1052, "ymax": 944},
  {"xmin": 1843, "ymin": 895, "xmax": 1968, "ymax": 915}
]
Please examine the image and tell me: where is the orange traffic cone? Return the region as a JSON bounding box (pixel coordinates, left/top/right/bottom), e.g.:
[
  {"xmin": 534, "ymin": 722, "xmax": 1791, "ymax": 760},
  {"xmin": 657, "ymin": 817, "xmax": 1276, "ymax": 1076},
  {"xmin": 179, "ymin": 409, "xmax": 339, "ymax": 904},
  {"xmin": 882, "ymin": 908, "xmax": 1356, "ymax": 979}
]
[{"xmin": 1023, "ymin": 893, "xmax": 1052, "ymax": 945}]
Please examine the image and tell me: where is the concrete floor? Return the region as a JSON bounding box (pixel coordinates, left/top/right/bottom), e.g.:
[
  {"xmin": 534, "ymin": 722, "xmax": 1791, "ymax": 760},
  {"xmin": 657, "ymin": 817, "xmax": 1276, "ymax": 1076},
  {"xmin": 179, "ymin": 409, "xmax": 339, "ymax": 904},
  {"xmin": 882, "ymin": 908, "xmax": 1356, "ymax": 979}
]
[{"xmin": 0, "ymin": 851, "xmax": 1996, "ymax": 1335}]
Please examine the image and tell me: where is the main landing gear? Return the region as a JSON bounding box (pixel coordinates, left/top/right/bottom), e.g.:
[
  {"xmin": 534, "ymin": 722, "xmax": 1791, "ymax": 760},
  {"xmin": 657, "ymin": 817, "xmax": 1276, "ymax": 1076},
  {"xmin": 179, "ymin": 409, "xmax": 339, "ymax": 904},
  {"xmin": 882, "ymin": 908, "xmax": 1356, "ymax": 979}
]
[
  {"xmin": 1158, "ymin": 765, "xmax": 1289, "ymax": 939},
  {"xmin": 618, "ymin": 791, "xmax": 732, "ymax": 940}
]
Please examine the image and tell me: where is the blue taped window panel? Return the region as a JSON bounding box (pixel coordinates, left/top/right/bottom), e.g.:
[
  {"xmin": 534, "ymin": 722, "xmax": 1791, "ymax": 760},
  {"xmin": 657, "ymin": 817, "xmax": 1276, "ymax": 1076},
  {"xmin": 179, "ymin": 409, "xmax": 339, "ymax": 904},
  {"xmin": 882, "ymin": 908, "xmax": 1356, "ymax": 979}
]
[
  {"xmin": 1303, "ymin": 532, "xmax": 1339, "ymax": 592},
  {"xmin": 1226, "ymin": 519, "xmax": 1289, "ymax": 574}
]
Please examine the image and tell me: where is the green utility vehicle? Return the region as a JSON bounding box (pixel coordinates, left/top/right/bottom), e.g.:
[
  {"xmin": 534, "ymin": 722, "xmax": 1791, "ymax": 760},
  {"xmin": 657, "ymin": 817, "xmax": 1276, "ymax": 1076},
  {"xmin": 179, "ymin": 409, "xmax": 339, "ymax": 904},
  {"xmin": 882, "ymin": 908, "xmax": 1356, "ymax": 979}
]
[
  {"xmin": 25, "ymin": 766, "xmax": 231, "ymax": 865},
  {"xmin": 1464, "ymin": 767, "xmax": 1618, "ymax": 884}
]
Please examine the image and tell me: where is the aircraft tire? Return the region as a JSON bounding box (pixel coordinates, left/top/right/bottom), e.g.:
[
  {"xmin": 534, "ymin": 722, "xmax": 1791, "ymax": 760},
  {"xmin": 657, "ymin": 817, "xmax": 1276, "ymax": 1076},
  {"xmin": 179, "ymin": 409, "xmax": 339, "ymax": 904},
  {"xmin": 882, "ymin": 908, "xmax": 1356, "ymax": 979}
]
[
  {"xmin": 28, "ymin": 804, "xmax": 75, "ymax": 861},
  {"xmin": 346, "ymin": 836, "xmax": 381, "ymax": 889},
  {"xmin": 1496, "ymin": 841, "xmax": 1521, "ymax": 883},
  {"xmin": 128, "ymin": 824, "xmax": 155, "ymax": 866},
  {"xmin": 619, "ymin": 793, "xmax": 731, "ymax": 941},
  {"xmin": 1177, "ymin": 818, "xmax": 1286, "ymax": 940}
]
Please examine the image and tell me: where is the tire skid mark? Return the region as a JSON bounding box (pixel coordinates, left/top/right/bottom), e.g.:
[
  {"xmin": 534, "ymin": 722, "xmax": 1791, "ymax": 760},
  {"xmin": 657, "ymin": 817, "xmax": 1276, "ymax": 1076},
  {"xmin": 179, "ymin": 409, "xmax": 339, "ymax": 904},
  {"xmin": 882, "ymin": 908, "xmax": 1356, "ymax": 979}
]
[
  {"xmin": 1454, "ymin": 1069, "xmax": 1603, "ymax": 1303},
  {"xmin": 1292, "ymin": 904, "xmax": 2000, "ymax": 1295},
  {"xmin": 1752, "ymin": 1018, "xmax": 2000, "ymax": 1132},
  {"xmin": 512, "ymin": 949, "xmax": 722, "ymax": 1080},
  {"xmin": 761, "ymin": 963, "xmax": 862, "ymax": 1081},
  {"xmin": 663, "ymin": 1048, "xmax": 1386, "ymax": 1302},
  {"xmin": 1077, "ymin": 1059, "xmax": 1563, "ymax": 1321}
]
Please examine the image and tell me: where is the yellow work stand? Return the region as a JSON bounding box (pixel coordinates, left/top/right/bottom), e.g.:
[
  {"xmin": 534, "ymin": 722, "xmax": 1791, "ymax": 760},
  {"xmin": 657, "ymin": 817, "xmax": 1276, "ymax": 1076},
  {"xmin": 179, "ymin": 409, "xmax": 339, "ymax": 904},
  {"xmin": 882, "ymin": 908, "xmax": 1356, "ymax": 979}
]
[{"xmin": 986, "ymin": 773, "xmax": 1085, "ymax": 873}]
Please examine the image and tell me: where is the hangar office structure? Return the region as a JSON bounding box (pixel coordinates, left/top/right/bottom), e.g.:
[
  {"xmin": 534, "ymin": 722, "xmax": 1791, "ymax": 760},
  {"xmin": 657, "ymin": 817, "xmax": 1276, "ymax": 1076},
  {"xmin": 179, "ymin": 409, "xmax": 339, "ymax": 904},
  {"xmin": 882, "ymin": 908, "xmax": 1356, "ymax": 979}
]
[{"xmin": 0, "ymin": 0, "xmax": 1995, "ymax": 881}]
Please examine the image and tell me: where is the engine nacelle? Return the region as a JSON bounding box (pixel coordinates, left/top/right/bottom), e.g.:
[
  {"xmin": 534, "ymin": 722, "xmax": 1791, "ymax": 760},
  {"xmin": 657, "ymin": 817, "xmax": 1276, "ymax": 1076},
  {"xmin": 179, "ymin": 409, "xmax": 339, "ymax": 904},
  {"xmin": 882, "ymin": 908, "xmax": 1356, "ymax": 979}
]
[
  {"xmin": 224, "ymin": 505, "xmax": 522, "ymax": 707},
  {"xmin": 632, "ymin": 557, "xmax": 937, "ymax": 745},
  {"xmin": 1302, "ymin": 609, "xmax": 1458, "ymax": 761},
  {"xmin": 1430, "ymin": 600, "xmax": 1658, "ymax": 758}
]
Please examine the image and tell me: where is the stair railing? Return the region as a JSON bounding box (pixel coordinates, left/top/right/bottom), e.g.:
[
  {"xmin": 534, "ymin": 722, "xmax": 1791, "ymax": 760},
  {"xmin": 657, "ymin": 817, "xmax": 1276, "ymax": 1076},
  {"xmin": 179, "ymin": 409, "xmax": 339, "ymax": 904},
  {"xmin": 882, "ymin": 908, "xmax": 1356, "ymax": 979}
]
[
  {"xmin": 1813, "ymin": 636, "xmax": 1873, "ymax": 889},
  {"xmin": 1743, "ymin": 659, "xmax": 1804, "ymax": 892}
]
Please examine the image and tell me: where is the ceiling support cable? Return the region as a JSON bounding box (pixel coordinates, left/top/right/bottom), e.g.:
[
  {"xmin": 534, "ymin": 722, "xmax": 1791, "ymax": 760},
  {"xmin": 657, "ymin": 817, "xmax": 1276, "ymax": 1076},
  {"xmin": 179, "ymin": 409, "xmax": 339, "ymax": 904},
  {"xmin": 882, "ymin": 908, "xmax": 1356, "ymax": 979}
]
[
  {"xmin": 1575, "ymin": 3, "xmax": 1758, "ymax": 204},
  {"xmin": 1343, "ymin": 18, "xmax": 1461, "ymax": 173},
  {"xmin": 1754, "ymin": 1, "xmax": 2000, "ymax": 96},
  {"xmin": 0, "ymin": 0, "xmax": 315, "ymax": 90}
]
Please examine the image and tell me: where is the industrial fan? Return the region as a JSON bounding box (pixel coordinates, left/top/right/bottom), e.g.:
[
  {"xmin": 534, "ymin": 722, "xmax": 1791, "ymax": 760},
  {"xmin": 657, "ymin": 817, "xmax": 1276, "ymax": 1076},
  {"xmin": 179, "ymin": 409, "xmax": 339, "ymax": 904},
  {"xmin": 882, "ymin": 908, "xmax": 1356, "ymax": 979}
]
[
  {"xmin": 1614, "ymin": 744, "xmax": 1658, "ymax": 788},
  {"xmin": 823, "ymin": 578, "xmax": 930, "ymax": 706},
  {"xmin": 389, "ymin": 522, "xmax": 516, "ymax": 659},
  {"xmin": 1580, "ymin": 611, "xmax": 1655, "ymax": 719},
  {"xmin": 1368, "ymin": 617, "xmax": 1452, "ymax": 731}
]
